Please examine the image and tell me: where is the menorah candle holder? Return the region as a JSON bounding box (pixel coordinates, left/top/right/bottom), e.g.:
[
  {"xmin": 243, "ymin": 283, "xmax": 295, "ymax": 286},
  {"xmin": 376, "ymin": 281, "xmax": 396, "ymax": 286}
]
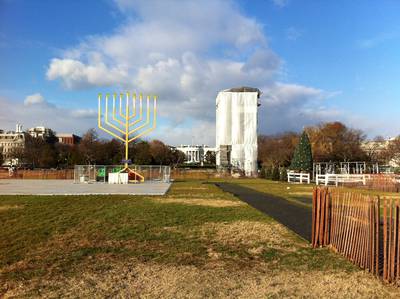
[{"xmin": 98, "ymin": 92, "xmax": 157, "ymax": 182}]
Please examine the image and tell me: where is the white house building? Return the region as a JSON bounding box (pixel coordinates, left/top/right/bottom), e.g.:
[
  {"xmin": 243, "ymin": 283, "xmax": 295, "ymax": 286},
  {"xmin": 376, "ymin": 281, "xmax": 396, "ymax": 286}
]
[{"xmin": 175, "ymin": 145, "xmax": 216, "ymax": 164}]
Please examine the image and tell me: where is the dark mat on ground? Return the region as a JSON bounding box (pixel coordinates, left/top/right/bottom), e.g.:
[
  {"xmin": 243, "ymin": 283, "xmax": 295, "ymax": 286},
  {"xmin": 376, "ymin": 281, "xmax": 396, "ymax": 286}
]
[{"xmin": 215, "ymin": 182, "xmax": 312, "ymax": 242}]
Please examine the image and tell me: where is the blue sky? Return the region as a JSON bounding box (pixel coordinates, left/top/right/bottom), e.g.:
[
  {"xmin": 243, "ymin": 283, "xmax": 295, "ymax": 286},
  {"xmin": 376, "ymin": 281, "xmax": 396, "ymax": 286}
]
[{"xmin": 1, "ymin": 0, "xmax": 399, "ymax": 145}]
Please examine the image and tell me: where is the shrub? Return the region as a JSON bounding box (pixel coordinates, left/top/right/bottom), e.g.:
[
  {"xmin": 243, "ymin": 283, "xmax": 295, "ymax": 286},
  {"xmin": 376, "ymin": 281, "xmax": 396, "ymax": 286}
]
[
  {"xmin": 272, "ymin": 167, "xmax": 280, "ymax": 181},
  {"xmin": 260, "ymin": 167, "xmax": 266, "ymax": 178},
  {"xmin": 280, "ymin": 167, "xmax": 288, "ymax": 181},
  {"xmin": 265, "ymin": 166, "xmax": 273, "ymax": 179}
]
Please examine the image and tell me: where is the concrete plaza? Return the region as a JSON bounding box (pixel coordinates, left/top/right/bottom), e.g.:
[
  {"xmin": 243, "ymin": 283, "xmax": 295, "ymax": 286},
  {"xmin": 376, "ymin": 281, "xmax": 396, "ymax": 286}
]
[{"xmin": 0, "ymin": 180, "xmax": 171, "ymax": 196}]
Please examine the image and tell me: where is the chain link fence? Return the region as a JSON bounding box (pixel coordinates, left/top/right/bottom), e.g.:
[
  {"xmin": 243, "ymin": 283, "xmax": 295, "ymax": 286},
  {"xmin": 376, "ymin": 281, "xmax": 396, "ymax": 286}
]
[{"xmin": 74, "ymin": 165, "xmax": 170, "ymax": 183}]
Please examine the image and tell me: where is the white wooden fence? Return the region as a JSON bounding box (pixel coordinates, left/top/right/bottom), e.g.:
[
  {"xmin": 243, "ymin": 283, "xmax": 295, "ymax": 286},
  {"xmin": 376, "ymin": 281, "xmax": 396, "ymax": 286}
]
[
  {"xmin": 315, "ymin": 174, "xmax": 370, "ymax": 186},
  {"xmin": 287, "ymin": 172, "xmax": 311, "ymax": 184}
]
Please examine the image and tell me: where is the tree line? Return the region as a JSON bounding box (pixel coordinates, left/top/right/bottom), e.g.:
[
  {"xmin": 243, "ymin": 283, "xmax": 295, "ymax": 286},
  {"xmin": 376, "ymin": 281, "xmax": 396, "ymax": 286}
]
[
  {"xmin": 258, "ymin": 121, "xmax": 400, "ymax": 179},
  {"xmin": 7, "ymin": 129, "xmax": 186, "ymax": 168},
  {"xmin": 3, "ymin": 121, "xmax": 399, "ymax": 171}
]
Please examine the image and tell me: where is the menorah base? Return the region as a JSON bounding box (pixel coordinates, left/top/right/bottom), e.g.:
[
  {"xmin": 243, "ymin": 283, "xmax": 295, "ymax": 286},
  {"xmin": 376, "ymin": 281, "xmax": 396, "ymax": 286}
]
[{"xmin": 119, "ymin": 167, "xmax": 145, "ymax": 183}]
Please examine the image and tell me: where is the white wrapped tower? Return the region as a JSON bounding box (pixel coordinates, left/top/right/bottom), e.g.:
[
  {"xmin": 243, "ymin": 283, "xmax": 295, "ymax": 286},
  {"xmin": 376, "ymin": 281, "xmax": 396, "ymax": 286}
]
[{"xmin": 216, "ymin": 87, "xmax": 261, "ymax": 176}]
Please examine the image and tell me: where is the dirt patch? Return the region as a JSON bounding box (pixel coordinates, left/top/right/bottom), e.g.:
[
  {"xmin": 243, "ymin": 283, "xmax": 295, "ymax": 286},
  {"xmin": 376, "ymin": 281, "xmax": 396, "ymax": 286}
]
[
  {"xmin": 0, "ymin": 205, "xmax": 22, "ymax": 212},
  {"xmin": 4, "ymin": 260, "xmax": 400, "ymax": 298},
  {"xmin": 152, "ymin": 197, "xmax": 244, "ymax": 207}
]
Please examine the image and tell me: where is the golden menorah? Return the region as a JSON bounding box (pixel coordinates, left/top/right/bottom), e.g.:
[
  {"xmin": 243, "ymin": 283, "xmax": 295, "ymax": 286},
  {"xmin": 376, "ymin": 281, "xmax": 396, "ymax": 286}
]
[{"xmin": 98, "ymin": 92, "xmax": 157, "ymax": 182}]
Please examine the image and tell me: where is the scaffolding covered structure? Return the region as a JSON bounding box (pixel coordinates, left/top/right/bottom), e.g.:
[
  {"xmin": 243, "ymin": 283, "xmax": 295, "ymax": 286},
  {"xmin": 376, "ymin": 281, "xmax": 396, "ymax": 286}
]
[{"xmin": 216, "ymin": 87, "xmax": 261, "ymax": 177}]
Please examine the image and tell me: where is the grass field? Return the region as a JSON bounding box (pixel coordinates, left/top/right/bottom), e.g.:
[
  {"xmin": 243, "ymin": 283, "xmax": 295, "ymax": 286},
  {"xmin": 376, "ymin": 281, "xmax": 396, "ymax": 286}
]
[
  {"xmin": 1, "ymin": 180, "xmax": 400, "ymax": 297},
  {"xmin": 229, "ymin": 178, "xmax": 315, "ymax": 207},
  {"xmin": 229, "ymin": 178, "xmax": 400, "ymax": 208}
]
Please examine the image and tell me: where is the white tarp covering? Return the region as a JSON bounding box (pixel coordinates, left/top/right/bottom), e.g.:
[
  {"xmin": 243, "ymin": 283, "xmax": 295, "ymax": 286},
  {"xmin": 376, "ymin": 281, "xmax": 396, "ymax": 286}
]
[{"xmin": 216, "ymin": 89, "xmax": 259, "ymax": 176}]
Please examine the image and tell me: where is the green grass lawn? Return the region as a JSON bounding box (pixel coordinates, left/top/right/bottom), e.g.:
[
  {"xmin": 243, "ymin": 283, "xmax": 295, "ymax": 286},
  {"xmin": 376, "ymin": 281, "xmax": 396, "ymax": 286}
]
[
  {"xmin": 227, "ymin": 178, "xmax": 315, "ymax": 207},
  {"xmin": 220, "ymin": 178, "xmax": 400, "ymax": 209},
  {"xmin": 1, "ymin": 180, "xmax": 400, "ymax": 297}
]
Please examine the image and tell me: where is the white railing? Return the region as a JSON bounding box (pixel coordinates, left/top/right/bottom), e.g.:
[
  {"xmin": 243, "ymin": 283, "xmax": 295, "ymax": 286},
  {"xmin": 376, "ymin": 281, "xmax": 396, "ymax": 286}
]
[
  {"xmin": 316, "ymin": 174, "xmax": 369, "ymax": 186},
  {"xmin": 287, "ymin": 172, "xmax": 310, "ymax": 184}
]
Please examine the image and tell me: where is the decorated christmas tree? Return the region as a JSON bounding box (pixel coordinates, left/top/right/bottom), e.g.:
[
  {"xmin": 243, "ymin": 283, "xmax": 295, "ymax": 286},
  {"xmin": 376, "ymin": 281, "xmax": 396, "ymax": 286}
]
[{"xmin": 290, "ymin": 131, "xmax": 313, "ymax": 173}]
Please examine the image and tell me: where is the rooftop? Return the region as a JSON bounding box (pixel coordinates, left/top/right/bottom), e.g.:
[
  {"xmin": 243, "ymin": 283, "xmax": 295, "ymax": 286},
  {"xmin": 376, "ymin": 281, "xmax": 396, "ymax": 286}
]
[{"xmin": 223, "ymin": 86, "xmax": 262, "ymax": 97}]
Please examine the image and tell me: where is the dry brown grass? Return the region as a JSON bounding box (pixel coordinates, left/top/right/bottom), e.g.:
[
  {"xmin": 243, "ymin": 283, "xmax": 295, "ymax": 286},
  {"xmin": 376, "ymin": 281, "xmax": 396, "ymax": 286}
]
[
  {"xmin": 2, "ymin": 181, "xmax": 400, "ymax": 298},
  {"xmin": 200, "ymin": 221, "xmax": 305, "ymax": 254},
  {"xmin": 3, "ymin": 220, "xmax": 400, "ymax": 298},
  {"xmin": 171, "ymin": 186, "xmax": 208, "ymax": 190},
  {"xmin": 4, "ymin": 259, "xmax": 400, "ymax": 299},
  {"xmin": 0, "ymin": 205, "xmax": 22, "ymax": 212},
  {"xmin": 151, "ymin": 197, "xmax": 245, "ymax": 207}
]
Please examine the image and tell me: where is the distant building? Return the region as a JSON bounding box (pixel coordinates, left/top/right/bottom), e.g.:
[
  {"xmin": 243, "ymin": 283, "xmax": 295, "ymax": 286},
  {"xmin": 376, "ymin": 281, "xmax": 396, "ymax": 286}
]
[
  {"xmin": 361, "ymin": 137, "xmax": 399, "ymax": 167},
  {"xmin": 56, "ymin": 133, "xmax": 81, "ymax": 145},
  {"xmin": 361, "ymin": 138, "xmax": 393, "ymax": 156},
  {"xmin": 0, "ymin": 124, "xmax": 26, "ymax": 166},
  {"xmin": 175, "ymin": 145, "xmax": 216, "ymax": 164},
  {"xmin": 0, "ymin": 124, "xmax": 81, "ymax": 166},
  {"xmin": 28, "ymin": 126, "xmax": 52, "ymax": 138}
]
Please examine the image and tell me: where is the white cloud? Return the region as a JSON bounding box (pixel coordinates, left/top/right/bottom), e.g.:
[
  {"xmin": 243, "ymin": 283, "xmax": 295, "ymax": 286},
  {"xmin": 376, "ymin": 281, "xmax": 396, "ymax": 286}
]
[
  {"xmin": 42, "ymin": 0, "xmax": 358, "ymax": 144},
  {"xmin": 263, "ymin": 83, "xmax": 325, "ymax": 106},
  {"xmin": 357, "ymin": 32, "xmax": 400, "ymax": 49},
  {"xmin": 259, "ymin": 82, "xmax": 336, "ymax": 134},
  {"xmin": 0, "ymin": 95, "xmax": 97, "ymax": 135},
  {"xmin": 47, "ymin": 59, "xmax": 128, "ymax": 89},
  {"xmin": 152, "ymin": 120, "xmax": 216, "ymax": 146},
  {"xmin": 286, "ymin": 27, "xmax": 303, "ymax": 41},
  {"xmin": 46, "ymin": 0, "xmax": 270, "ymax": 91},
  {"xmin": 70, "ymin": 109, "xmax": 97, "ymax": 119},
  {"xmin": 24, "ymin": 93, "xmax": 46, "ymax": 106},
  {"xmin": 271, "ymin": 0, "xmax": 289, "ymax": 8},
  {"xmin": 45, "ymin": 0, "xmax": 280, "ymax": 133}
]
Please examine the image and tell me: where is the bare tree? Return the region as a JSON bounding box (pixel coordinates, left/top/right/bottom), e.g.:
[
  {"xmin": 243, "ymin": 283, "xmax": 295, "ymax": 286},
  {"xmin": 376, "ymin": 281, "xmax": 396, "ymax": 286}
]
[
  {"xmin": 204, "ymin": 151, "xmax": 216, "ymax": 165},
  {"xmin": 305, "ymin": 122, "xmax": 367, "ymax": 162},
  {"xmin": 0, "ymin": 147, "xmax": 4, "ymax": 166},
  {"xmin": 258, "ymin": 132, "xmax": 299, "ymax": 167},
  {"xmin": 79, "ymin": 129, "xmax": 100, "ymax": 165}
]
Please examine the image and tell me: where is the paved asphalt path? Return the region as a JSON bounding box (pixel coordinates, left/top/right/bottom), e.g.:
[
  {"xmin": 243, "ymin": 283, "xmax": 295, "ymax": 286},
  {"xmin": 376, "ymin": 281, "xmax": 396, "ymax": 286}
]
[{"xmin": 215, "ymin": 183, "xmax": 312, "ymax": 242}]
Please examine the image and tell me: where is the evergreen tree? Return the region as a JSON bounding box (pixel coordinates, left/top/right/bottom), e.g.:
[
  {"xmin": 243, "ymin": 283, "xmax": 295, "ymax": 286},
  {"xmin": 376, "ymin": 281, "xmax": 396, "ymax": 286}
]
[{"xmin": 290, "ymin": 131, "xmax": 313, "ymax": 173}]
